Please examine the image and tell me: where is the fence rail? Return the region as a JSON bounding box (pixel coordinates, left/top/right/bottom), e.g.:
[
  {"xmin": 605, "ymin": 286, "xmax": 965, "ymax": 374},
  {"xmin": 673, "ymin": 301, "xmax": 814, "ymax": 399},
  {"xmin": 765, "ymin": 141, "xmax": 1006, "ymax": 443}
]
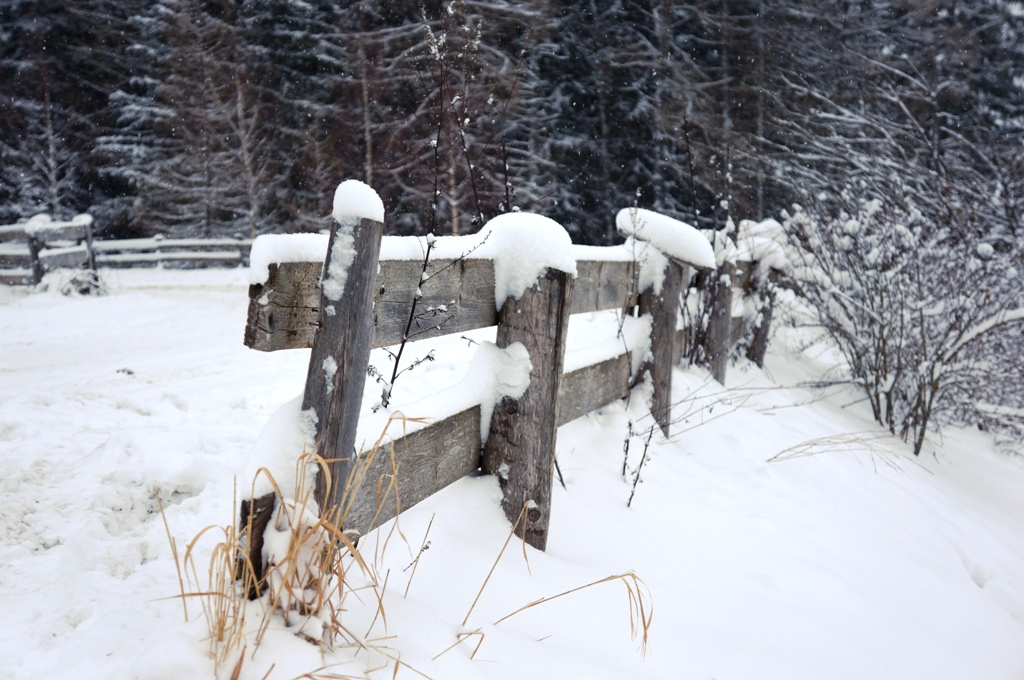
[{"xmin": 0, "ymin": 218, "xmax": 253, "ymax": 285}]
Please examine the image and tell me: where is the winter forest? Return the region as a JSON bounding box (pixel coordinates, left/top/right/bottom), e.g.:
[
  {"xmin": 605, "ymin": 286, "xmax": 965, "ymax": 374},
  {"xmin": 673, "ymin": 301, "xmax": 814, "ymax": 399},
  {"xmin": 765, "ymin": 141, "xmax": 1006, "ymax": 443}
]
[{"xmin": 2, "ymin": 0, "xmax": 1022, "ymax": 242}]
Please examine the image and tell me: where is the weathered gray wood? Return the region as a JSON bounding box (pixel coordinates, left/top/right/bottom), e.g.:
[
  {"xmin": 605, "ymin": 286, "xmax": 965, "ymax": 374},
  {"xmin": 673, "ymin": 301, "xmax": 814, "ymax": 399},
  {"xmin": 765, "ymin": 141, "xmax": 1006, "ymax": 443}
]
[
  {"xmin": 247, "ymin": 258, "xmax": 645, "ymax": 353},
  {"xmin": 0, "ymin": 245, "xmax": 31, "ymax": 267},
  {"xmin": 374, "ymin": 258, "xmax": 496, "ymax": 346},
  {"xmin": 571, "ymin": 259, "xmax": 639, "ymax": 314},
  {"xmin": 482, "ymin": 269, "xmax": 574, "ymax": 551},
  {"xmin": 704, "ymin": 262, "xmax": 736, "ymax": 384},
  {"xmin": 27, "ymin": 236, "xmax": 44, "ymax": 285},
  {"xmin": 245, "ymin": 261, "xmax": 322, "ymax": 351},
  {"xmin": 245, "ymin": 258, "xmax": 496, "ymax": 352},
  {"xmin": 0, "ymin": 269, "xmax": 33, "ymax": 286},
  {"xmin": 556, "ymin": 353, "xmax": 632, "ymax": 426},
  {"xmin": 639, "ymin": 260, "xmax": 685, "ymax": 435},
  {"xmin": 673, "ymin": 327, "xmax": 689, "ymax": 366},
  {"xmin": 746, "ymin": 269, "xmax": 778, "ymax": 368},
  {"xmin": 303, "ymin": 217, "xmax": 384, "ymax": 515},
  {"xmin": 0, "ymin": 225, "xmax": 26, "ymax": 243},
  {"xmin": 39, "ymin": 245, "xmax": 89, "ymax": 271},
  {"xmin": 345, "ymin": 406, "xmax": 482, "ymax": 536}
]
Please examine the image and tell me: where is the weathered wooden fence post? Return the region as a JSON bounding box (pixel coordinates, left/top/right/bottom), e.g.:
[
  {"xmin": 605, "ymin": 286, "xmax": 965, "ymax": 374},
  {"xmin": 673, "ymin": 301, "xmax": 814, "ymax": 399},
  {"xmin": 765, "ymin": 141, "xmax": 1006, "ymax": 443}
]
[
  {"xmin": 239, "ymin": 214, "xmax": 382, "ymax": 595},
  {"xmin": 302, "ymin": 216, "xmax": 384, "ymax": 515},
  {"xmin": 26, "ymin": 235, "xmax": 44, "ymax": 285},
  {"xmin": 639, "ymin": 260, "xmax": 685, "ymax": 436},
  {"xmin": 705, "ymin": 261, "xmax": 735, "ymax": 384},
  {"xmin": 482, "ymin": 269, "xmax": 574, "ymax": 551}
]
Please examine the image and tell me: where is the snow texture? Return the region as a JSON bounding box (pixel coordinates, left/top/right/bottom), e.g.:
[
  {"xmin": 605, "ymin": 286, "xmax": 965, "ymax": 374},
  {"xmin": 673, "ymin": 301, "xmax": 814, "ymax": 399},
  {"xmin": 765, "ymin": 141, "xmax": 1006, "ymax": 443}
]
[
  {"xmin": 241, "ymin": 396, "xmax": 315, "ymax": 499},
  {"xmin": 735, "ymin": 218, "xmax": 788, "ymax": 271},
  {"xmin": 478, "ymin": 212, "xmax": 577, "ymax": 309},
  {"xmin": 248, "ymin": 233, "xmax": 329, "ymax": 285},
  {"xmin": 615, "ymin": 207, "xmax": 716, "ymax": 270},
  {"xmin": 321, "ymin": 225, "xmax": 355, "ymax": 302},
  {"xmin": 357, "ymin": 340, "xmax": 532, "ymax": 447},
  {"xmin": 6, "ymin": 266, "xmax": 1024, "ymax": 680},
  {"xmin": 18, "ymin": 212, "xmax": 94, "ymax": 235},
  {"xmin": 331, "ymin": 179, "xmax": 385, "ymax": 225}
]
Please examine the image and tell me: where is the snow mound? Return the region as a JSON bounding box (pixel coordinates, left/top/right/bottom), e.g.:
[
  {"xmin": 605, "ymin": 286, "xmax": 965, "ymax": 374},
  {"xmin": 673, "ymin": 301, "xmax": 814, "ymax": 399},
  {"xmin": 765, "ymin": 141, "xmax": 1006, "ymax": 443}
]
[
  {"xmin": 332, "ymin": 179, "xmax": 385, "ymax": 224},
  {"xmin": 735, "ymin": 218, "xmax": 788, "ymax": 271},
  {"xmin": 615, "ymin": 207, "xmax": 716, "ymax": 270},
  {"xmin": 478, "ymin": 212, "xmax": 577, "ymax": 310}
]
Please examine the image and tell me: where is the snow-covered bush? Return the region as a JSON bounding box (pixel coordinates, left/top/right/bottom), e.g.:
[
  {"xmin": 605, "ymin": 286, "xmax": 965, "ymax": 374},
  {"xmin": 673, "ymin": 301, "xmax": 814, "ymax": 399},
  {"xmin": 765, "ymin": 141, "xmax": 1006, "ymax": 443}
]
[{"xmin": 785, "ymin": 191, "xmax": 1024, "ymax": 455}]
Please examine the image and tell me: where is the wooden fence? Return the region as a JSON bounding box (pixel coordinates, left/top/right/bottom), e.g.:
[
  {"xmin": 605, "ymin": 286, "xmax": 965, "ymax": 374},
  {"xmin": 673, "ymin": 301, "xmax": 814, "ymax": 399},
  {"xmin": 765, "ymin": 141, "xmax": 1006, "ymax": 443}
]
[
  {"xmin": 0, "ymin": 216, "xmax": 252, "ymax": 285},
  {"xmin": 238, "ymin": 215, "xmax": 779, "ymax": 590},
  {"xmin": 0, "ymin": 215, "xmax": 96, "ymax": 286},
  {"xmin": 92, "ymin": 235, "xmax": 252, "ymax": 268}
]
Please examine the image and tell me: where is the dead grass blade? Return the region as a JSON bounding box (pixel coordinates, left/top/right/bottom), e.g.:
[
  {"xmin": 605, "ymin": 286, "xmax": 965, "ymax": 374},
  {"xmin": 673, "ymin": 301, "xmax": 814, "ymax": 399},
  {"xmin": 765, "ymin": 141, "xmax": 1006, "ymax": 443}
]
[
  {"xmin": 767, "ymin": 431, "xmax": 924, "ymax": 473},
  {"xmin": 493, "ymin": 572, "xmax": 654, "ymax": 656},
  {"xmin": 461, "ymin": 502, "xmax": 531, "ymax": 627}
]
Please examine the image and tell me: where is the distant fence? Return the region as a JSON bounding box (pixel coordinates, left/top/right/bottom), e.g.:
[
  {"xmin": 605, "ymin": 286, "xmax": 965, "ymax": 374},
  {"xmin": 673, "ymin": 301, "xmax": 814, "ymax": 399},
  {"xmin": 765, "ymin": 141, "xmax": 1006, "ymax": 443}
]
[
  {"xmin": 92, "ymin": 235, "xmax": 252, "ymax": 268},
  {"xmin": 0, "ymin": 216, "xmax": 252, "ymax": 286},
  {"xmin": 237, "ymin": 213, "xmax": 781, "ymax": 594},
  {"xmin": 0, "ymin": 215, "xmax": 96, "ymax": 286}
]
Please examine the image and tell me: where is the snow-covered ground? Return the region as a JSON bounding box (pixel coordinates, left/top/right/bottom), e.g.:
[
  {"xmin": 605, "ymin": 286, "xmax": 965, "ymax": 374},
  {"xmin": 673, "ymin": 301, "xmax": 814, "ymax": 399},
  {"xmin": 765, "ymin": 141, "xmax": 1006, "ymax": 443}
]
[{"xmin": 2, "ymin": 267, "xmax": 1023, "ymax": 679}]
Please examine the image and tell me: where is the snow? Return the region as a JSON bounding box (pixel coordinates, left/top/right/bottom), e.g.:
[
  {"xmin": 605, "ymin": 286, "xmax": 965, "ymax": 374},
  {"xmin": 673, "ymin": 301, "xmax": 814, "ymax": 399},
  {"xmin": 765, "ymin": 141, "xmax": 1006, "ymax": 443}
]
[
  {"xmin": 615, "ymin": 207, "xmax": 716, "ymax": 270},
  {"xmin": 249, "ymin": 211, "xmax": 576, "ymax": 309},
  {"xmin": 735, "ymin": 218, "xmax": 788, "ymax": 270},
  {"xmin": 248, "ymin": 233, "xmax": 329, "ymax": 285},
  {"xmin": 332, "ymin": 179, "xmax": 385, "ymax": 225},
  {"xmin": 3, "ymin": 267, "xmax": 1024, "ymax": 680},
  {"xmin": 16, "ymin": 212, "xmax": 94, "ymax": 235},
  {"xmin": 477, "ymin": 212, "xmax": 577, "ymax": 309}
]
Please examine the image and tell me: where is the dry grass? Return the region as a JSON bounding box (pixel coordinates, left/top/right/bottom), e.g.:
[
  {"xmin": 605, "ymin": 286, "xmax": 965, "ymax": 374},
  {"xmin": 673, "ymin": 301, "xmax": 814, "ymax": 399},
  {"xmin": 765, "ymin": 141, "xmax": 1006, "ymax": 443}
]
[
  {"xmin": 162, "ymin": 415, "xmax": 653, "ymax": 677},
  {"xmin": 162, "ymin": 420, "xmax": 417, "ymax": 678},
  {"xmin": 767, "ymin": 430, "xmax": 925, "ymax": 473}
]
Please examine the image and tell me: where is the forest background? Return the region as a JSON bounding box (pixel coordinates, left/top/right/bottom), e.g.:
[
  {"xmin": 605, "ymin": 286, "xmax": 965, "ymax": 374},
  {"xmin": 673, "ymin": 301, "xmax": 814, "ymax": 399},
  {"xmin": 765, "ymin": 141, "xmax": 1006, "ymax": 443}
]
[{"xmin": 2, "ymin": 0, "xmax": 1022, "ymax": 247}]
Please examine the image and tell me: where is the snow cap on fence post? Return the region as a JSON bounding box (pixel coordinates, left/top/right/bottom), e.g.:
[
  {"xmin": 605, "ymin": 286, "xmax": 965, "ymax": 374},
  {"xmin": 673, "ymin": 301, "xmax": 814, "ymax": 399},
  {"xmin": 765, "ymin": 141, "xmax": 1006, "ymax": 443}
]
[
  {"xmin": 477, "ymin": 212, "xmax": 577, "ymax": 310},
  {"xmin": 322, "ymin": 180, "xmax": 385, "ymax": 302}
]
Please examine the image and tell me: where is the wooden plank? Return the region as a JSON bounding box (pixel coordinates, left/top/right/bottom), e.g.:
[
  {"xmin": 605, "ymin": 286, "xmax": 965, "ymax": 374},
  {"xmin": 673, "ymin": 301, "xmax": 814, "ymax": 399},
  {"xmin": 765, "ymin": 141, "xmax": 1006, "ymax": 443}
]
[
  {"xmin": 639, "ymin": 260, "xmax": 684, "ymax": 436},
  {"xmin": 246, "ymin": 258, "xmax": 498, "ymax": 352},
  {"xmin": 0, "ymin": 244, "xmax": 31, "ymax": 266},
  {"xmin": 0, "ymin": 225, "xmax": 27, "ymax": 243},
  {"xmin": 571, "ymin": 259, "xmax": 638, "ymax": 314},
  {"xmin": 345, "ymin": 406, "xmax": 482, "ymax": 536},
  {"xmin": 39, "ymin": 245, "xmax": 89, "ymax": 270},
  {"xmin": 374, "ymin": 258, "xmax": 496, "ymax": 347},
  {"xmin": 34, "ymin": 224, "xmax": 86, "ymax": 245},
  {"xmin": 91, "ymin": 236, "xmax": 252, "ymax": 251},
  {"xmin": 247, "ymin": 257, "xmax": 641, "ymax": 352},
  {"xmin": 482, "ymin": 269, "xmax": 574, "ymax": 551},
  {"xmin": 556, "ymin": 353, "xmax": 632, "ymax": 426},
  {"xmin": 0, "ymin": 269, "xmax": 33, "ymax": 285},
  {"xmin": 245, "ymin": 261, "xmax": 322, "ymax": 352},
  {"xmin": 704, "ymin": 261, "xmax": 736, "ymax": 384}
]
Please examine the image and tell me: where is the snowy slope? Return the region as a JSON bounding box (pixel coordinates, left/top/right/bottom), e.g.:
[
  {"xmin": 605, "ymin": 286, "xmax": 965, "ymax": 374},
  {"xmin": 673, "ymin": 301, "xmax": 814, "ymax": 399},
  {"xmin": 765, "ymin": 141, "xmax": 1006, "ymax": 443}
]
[{"xmin": 1, "ymin": 268, "xmax": 1022, "ymax": 680}]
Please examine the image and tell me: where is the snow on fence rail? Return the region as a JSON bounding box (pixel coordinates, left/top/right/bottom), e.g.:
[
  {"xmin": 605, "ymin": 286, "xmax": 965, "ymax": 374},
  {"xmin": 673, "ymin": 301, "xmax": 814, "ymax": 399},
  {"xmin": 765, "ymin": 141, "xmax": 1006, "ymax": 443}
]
[{"xmin": 237, "ymin": 188, "xmax": 781, "ymax": 596}]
